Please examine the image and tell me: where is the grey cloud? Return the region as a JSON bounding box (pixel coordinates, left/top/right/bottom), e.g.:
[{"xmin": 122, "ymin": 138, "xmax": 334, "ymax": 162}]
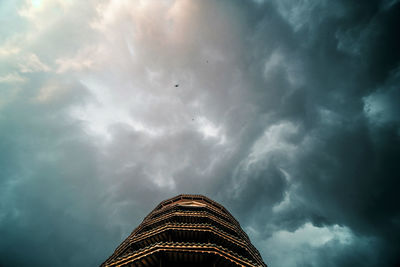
[{"xmin": 1, "ymin": 0, "xmax": 399, "ymax": 267}]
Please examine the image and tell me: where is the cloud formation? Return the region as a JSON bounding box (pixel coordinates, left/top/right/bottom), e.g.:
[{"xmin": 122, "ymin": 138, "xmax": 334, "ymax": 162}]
[{"xmin": 0, "ymin": 0, "xmax": 399, "ymax": 266}]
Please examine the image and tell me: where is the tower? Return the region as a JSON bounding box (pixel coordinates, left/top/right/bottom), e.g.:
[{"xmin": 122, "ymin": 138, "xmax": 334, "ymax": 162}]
[{"xmin": 101, "ymin": 194, "xmax": 267, "ymax": 266}]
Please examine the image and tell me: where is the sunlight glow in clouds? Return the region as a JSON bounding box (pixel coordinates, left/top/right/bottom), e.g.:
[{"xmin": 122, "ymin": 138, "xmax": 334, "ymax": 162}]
[
  {"xmin": 70, "ymin": 78, "xmax": 164, "ymax": 141},
  {"xmin": 31, "ymin": 0, "xmax": 42, "ymax": 8},
  {"xmin": 196, "ymin": 116, "xmax": 226, "ymax": 144}
]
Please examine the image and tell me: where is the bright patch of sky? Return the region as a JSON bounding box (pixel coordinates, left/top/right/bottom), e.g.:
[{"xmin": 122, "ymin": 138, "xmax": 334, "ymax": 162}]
[
  {"xmin": 196, "ymin": 116, "xmax": 226, "ymax": 144},
  {"xmin": 31, "ymin": 0, "xmax": 42, "ymax": 8},
  {"xmin": 254, "ymin": 223, "xmax": 354, "ymax": 267}
]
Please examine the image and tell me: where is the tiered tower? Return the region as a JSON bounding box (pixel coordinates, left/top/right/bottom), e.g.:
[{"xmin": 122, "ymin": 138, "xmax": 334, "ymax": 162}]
[{"xmin": 101, "ymin": 194, "xmax": 267, "ymax": 267}]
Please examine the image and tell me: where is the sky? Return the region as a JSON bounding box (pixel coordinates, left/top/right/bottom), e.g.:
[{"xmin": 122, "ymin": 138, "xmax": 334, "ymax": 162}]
[{"xmin": 0, "ymin": 0, "xmax": 399, "ymax": 266}]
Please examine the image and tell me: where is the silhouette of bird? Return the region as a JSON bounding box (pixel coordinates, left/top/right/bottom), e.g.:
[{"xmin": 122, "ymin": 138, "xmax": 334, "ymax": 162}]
[{"xmin": 175, "ymin": 84, "xmax": 179, "ymax": 87}]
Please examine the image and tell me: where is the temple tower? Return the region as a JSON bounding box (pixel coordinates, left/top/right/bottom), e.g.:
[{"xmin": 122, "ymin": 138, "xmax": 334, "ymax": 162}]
[{"xmin": 101, "ymin": 194, "xmax": 267, "ymax": 267}]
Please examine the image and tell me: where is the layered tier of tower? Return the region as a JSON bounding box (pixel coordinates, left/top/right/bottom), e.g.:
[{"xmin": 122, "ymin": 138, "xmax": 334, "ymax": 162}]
[{"xmin": 101, "ymin": 194, "xmax": 267, "ymax": 267}]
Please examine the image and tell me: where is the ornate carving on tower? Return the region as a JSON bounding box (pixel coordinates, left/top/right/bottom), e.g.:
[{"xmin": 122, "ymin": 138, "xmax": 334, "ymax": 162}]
[{"xmin": 101, "ymin": 194, "xmax": 267, "ymax": 267}]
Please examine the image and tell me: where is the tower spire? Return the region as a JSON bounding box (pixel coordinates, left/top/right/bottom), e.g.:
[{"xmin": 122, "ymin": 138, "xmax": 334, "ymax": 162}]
[{"xmin": 101, "ymin": 194, "xmax": 267, "ymax": 267}]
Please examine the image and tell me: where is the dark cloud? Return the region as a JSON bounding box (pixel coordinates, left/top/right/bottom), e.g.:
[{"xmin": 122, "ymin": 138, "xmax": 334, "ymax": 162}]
[
  {"xmin": 216, "ymin": 1, "xmax": 400, "ymax": 266},
  {"xmin": 0, "ymin": 0, "xmax": 399, "ymax": 266}
]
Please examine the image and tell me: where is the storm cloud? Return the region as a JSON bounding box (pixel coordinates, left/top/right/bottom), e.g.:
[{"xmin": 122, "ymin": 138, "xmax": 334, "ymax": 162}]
[{"xmin": 0, "ymin": 0, "xmax": 399, "ymax": 266}]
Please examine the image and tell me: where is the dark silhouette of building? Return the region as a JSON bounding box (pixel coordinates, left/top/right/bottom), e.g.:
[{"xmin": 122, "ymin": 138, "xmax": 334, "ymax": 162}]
[{"xmin": 101, "ymin": 194, "xmax": 267, "ymax": 266}]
